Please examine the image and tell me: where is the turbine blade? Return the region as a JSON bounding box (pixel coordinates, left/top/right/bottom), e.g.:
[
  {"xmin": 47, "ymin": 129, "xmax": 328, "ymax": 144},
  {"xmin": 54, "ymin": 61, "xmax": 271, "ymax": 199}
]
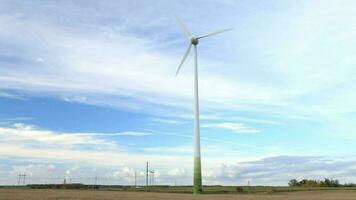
[
  {"xmin": 176, "ymin": 44, "xmax": 192, "ymax": 76},
  {"xmin": 176, "ymin": 16, "xmax": 192, "ymax": 38},
  {"xmin": 197, "ymin": 28, "xmax": 233, "ymax": 39}
]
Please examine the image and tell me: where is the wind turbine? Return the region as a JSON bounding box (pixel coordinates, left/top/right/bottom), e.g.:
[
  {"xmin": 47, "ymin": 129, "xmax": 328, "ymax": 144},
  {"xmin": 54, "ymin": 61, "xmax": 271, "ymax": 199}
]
[{"xmin": 175, "ymin": 18, "xmax": 232, "ymax": 194}]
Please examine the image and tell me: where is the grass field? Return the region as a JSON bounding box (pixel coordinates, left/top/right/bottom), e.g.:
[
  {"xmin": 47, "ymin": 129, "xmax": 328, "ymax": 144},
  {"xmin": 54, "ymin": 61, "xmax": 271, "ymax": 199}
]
[{"xmin": 2, "ymin": 188, "xmax": 356, "ymax": 200}]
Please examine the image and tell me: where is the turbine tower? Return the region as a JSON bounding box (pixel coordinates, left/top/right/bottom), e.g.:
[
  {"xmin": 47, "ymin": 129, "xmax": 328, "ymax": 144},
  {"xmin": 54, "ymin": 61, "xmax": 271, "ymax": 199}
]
[{"xmin": 175, "ymin": 18, "xmax": 232, "ymax": 194}]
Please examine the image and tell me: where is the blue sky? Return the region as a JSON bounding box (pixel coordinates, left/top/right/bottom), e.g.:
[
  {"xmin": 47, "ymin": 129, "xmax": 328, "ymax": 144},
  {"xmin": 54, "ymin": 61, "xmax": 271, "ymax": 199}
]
[{"xmin": 0, "ymin": 0, "xmax": 356, "ymax": 185}]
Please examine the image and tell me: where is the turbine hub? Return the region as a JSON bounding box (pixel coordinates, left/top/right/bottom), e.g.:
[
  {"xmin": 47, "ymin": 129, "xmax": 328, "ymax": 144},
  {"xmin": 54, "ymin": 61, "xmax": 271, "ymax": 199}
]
[{"xmin": 191, "ymin": 37, "xmax": 199, "ymax": 45}]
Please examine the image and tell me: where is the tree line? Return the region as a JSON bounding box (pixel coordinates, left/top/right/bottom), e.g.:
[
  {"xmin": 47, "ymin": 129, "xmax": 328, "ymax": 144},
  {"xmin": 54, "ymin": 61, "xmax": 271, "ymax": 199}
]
[{"xmin": 288, "ymin": 178, "xmax": 356, "ymax": 187}]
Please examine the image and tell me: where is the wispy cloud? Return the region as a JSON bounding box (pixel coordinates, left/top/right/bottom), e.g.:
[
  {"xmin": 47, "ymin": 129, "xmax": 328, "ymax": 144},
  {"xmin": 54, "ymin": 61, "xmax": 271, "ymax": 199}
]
[
  {"xmin": 111, "ymin": 131, "xmax": 152, "ymax": 136},
  {"xmin": 204, "ymin": 155, "xmax": 356, "ymax": 185},
  {"xmin": 1, "ymin": 117, "xmax": 33, "ymax": 122},
  {"xmin": 143, "ymin": 145, "xmax": 192, "ymax": 153},
  {"xmin": 0, "ymin": 123, "xmax": 190, "ymax": 169},
  {"xmin": 0, "ymin": 91, "xmax": 25, "ymax": 100},
  {"xmin": 151, "ymin": 118, "xmax": 181, "ymax": 124},
  {"xmin": 202, "ymin": 122, "xmax": 260, "ymax": 133},
  {"xmin": 0, "ymin": 123, "xmax": 112, "ymax": 146},
  {"xmin": 0, "ymin": 123, "xmax": 151, "ymax": 148}
]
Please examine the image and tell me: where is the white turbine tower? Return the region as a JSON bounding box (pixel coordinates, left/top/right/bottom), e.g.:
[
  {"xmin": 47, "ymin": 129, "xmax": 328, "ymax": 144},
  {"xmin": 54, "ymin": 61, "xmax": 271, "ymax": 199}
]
[{"xmin": 175, "ymin": 18, "xmax": 232, "ymax": 194}]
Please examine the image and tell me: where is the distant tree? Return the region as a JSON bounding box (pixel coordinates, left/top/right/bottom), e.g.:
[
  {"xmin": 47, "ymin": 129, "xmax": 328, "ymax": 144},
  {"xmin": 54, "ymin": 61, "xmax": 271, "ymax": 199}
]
[
  {"xmin": 288, "ymin": 179, "xmax": 298, "ymax": 186},
  {"xmin": 288, "ymin": 178, "xmax": 341, "ymax": 187}
]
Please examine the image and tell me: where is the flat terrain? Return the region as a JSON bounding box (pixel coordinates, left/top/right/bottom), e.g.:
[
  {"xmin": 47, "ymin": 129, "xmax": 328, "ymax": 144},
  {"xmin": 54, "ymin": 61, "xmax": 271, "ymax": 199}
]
[{"xmin": 2, "ymin": 189, "xmax": 356, "ymax": 200}]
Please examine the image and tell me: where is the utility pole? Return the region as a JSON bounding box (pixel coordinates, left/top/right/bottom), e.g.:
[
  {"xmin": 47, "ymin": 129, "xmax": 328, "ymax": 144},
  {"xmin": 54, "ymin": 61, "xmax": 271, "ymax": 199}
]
[
  {"xmin": 23, "ymin": 173, "xmax": 26, "ymax": 185},
  {"xmin": 18, "ymin": 173, "xmax": 26, "ymax": 186},
  {"xmin": 149, "ymin": 170, "xmax": 154, "ymax": 186},
  {"xmin": 94, "ymin": 176, "xmax": 97, "ymax": 189},
  {"xmin": 134, "ymin": 169, "xmax": 137, "ymax": 188},
  {"xmin": 146, "ymin": 162, "xmax": 148, "ymax": 190},
  {"xmin": 17, "ymin": 173, "xmax": 21, "ymax": 186},
  {"xmin": 149, "ymin": 171, "xmax": 152, "ymax": 186}
]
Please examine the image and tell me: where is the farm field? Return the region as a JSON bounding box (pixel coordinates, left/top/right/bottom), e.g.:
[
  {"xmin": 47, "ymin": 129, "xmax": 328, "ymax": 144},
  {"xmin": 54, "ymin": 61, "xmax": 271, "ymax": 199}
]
[{"xmin": 2, "ymin": 188, "xmax": 356, "ymax": 200}]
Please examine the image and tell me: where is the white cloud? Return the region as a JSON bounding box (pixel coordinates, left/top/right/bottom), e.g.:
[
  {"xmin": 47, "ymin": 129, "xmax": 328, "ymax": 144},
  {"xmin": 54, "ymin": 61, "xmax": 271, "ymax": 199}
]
[
  {"xmin": 5, "ymin": 155, "xmax": 356, "ymax": 186},
  {"xmin": 36, "ymin": 57, "xmax": 44, "ymax": 62},
  {"xmin": 143, "ymin": 145, "xmax": 192, "ymax": 154},
  {"xmin": 113, "ymin": 131, "xmax": 152, "ymax": 136},
  {"xmin": 0, "ymin": 143, "xmax": 191, "ymax": 169},
  {"xmin": 3, "ymin": 117, "xmax": 33, "ymax": 121},
  {"xmin": 151, "ymin": 118, "xmax": 181, "ymax": 124},
  {"xmin": 142, "ymin": 144, "xmax": 235, "ymax": 155},
  {"xmin": 113, "ymin": 167, "xmax": 134, "ymax": 178},
  {"xmin": 0, "ymin": 91, "xmax": 24, "ymax": 100},
  {"xmin": 166, "ymin": 168, "xmax": 187, "ymax": 177},
  {"xmin": 202, "ymin": 122, "xmax": 260, "ymax": 133},
  {"xmin": 0, "ymin": 123, "xmax": 260, "ymax": 170},
  {"xmin": 0, "ymin": 123, "xmax": 152, "ymax": 148},
  {"xmin": 0, "ymin": 123, "xmax": 193, "ymax": 171},
  {"xmin": 0, "ymin": 123, "xmax": 112, "ymax": 146},
  {"xmin": 0, "ymin": 121, "xmax": 353, "ymax": 186}
]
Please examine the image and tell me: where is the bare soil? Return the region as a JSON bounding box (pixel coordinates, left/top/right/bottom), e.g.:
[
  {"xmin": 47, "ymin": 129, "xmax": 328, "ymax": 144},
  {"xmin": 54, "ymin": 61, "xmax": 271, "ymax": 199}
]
[{"xmin": 1, "ymin": 189, "xmax": 356, "ymax": 200}]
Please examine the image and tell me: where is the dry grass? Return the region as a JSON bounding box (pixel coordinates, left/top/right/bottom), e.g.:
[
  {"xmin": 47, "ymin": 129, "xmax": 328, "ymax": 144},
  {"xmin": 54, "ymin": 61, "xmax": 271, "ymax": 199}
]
[{"xmin": 1, "ymin": 189, "xmax": 356, "ymax": 200}]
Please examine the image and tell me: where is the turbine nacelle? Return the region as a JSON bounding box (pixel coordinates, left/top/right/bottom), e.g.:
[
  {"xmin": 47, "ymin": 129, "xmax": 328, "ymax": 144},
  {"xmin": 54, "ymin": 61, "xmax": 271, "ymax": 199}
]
[{"xmin": 190, "ymin": 37, "xmax": 199, "ymax": 45}]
